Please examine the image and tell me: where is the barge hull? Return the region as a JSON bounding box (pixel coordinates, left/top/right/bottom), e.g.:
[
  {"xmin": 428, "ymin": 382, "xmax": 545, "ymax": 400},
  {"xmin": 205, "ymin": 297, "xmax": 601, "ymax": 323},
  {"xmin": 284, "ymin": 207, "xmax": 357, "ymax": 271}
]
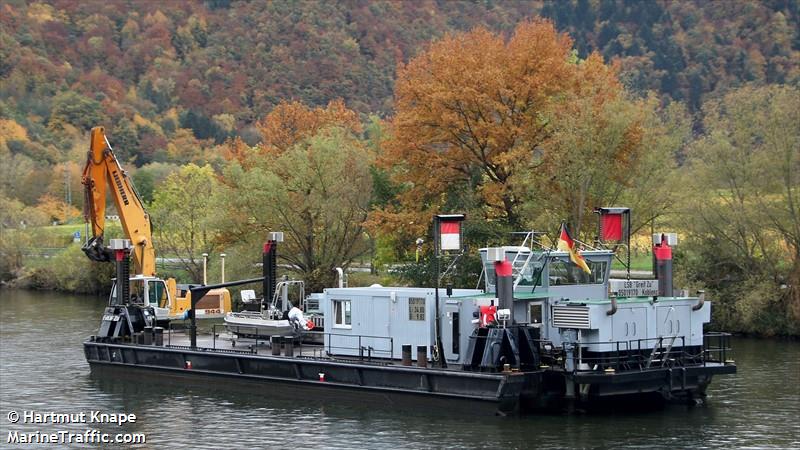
[
  {"xmin": 571, "ymin": 364, "xmax": 735, "ymax": 398},
  {"xmin": 84, "ymin": 340, "xmax": 527, "ymax": 415}
]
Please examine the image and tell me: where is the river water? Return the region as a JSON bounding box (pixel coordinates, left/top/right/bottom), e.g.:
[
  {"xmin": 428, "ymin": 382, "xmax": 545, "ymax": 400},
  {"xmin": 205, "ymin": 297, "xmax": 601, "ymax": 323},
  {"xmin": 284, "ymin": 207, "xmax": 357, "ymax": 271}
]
[{"xmin": 1, "ymin": 289, "xmax": 798, "ymax": 449}]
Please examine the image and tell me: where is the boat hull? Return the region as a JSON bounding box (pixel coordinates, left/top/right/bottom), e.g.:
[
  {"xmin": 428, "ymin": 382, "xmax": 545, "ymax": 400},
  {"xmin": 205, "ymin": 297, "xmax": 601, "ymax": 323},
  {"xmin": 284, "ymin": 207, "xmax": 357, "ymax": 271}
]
[
  {"xmin": 84, "ymin": 337, "xmax": 734, "ymax": 415},
  {"xmin": 84, "ymin": 339, "xmax": 526, "ymax": 415},
  {"xmin": 224, "ymin": 313, "xmax": 297, "ymax": 339}
]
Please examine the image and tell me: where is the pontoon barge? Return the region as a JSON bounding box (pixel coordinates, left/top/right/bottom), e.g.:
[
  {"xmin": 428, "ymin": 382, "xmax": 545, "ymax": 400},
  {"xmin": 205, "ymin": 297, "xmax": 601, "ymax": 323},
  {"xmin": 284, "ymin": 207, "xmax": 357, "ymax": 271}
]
[{"xmin": 85, "ymin": 226, "xmax": 736, "ymax": 415}]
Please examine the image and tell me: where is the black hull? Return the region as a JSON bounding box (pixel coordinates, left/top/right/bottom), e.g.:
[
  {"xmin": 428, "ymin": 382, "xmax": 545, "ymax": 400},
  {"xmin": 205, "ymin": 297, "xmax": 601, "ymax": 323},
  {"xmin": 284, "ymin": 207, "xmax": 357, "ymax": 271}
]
[
  {"xmin": 84, "ymin": 340, "xmax": 526, "ymax": 415},
  {"xmin": 88, "ymin": 364, "xmax": 508, "ymax": 416},
  {"xmin": 84, "ymin": 339, "xmax": 735, "ymax": 415}
]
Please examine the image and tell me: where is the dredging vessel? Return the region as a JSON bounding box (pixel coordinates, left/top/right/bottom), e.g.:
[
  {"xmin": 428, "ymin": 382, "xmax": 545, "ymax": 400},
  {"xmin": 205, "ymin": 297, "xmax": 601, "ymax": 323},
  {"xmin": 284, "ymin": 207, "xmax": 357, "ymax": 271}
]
[{"xmin": 83, "ymin": 210, "xmax": 736, "ymax": 415}]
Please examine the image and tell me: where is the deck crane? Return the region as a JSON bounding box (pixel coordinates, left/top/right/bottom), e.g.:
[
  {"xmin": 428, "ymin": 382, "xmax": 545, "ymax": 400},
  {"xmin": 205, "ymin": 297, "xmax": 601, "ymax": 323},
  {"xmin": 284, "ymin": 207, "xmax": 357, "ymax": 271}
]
[{"xmin": 81, "ymin": 126, "xmax": 230, "ymax": 321}]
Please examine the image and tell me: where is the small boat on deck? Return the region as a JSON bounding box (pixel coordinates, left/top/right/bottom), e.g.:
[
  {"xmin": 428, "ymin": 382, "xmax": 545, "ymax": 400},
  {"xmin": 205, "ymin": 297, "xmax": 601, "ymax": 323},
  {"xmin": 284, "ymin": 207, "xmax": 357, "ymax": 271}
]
[{"xmin": 223, "ymin": 280, "xmax": 315, "ymax": 345}]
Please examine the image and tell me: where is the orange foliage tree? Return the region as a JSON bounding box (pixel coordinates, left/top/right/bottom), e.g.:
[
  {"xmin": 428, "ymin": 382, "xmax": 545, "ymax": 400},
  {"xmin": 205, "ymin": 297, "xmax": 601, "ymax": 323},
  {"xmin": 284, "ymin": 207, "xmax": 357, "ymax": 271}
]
[
  {"xmin": 372, "ymin": 19, "xmax": 644, "ymax": 240},
  {"xmin": 372, "ymin": 19, "xmax": 577, "ymax": 238},
  {"xmin": 255, "ymin": 99, "xmax": 362, "ymax": 154},
  {"xmin": 36, "ymin": 194, "xmax": 80, "ymax": 223}
]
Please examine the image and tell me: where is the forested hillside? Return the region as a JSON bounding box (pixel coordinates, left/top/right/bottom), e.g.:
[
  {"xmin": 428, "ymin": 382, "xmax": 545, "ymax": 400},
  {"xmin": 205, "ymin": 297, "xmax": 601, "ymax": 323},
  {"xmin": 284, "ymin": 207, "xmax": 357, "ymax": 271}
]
[
  {"xmin": 1, "ymin": 1, "xmax": 797, "ymax": 173},
  {"xmin": 1, "ymin": 1, "xmax": 798, "ymax": 335}
]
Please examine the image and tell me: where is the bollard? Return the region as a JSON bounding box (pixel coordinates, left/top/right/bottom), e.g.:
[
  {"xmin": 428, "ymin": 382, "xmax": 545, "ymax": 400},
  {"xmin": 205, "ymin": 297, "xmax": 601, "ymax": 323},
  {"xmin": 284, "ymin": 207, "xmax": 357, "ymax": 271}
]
[
  {"xmin": 134, "ymin": 332, "xmax": 143, "ymax": 345},
  {"xmin": 271, "ymin": 336, "xmax": 282, "ymax": 355},
  {"xmin": 401, "ymin": 345, "xmax": 412, "ymax": 366},
  {"xmin": 417, "ymin": 345, "xmax": 427, "ymax": 368},
  {"xmin": 153, "ymin": 327, "xmax": 164, "ymax": 346},
  {"xmin": 284, "ymin": 337, "xmax": 295, "ymax": 357},
  {"xmin": 143, "ymin": 326, "xmax": 153, "ymax": 345}
]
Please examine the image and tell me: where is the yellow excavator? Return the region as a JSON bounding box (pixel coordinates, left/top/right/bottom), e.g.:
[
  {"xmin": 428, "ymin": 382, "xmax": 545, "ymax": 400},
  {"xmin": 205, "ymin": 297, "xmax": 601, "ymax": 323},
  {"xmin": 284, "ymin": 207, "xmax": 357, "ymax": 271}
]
[{"xmin": 81, "ymin": 126, "xmax": 230, "ymax": 321}]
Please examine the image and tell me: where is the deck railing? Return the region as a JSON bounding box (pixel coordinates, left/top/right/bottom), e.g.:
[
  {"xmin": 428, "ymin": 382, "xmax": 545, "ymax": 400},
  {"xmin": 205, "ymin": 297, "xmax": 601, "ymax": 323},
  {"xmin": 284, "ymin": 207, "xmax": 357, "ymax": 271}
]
[
  {"xmin": 702, "ymin": 332, "xmax": 733, "ymax": 365},
  {"xmin": 321, "ymin": 332, "xmax": 394, "ymax": 361},
  {"xmin": 161, "ymin": 323, "xmax": 394, "ymax": 362},
  {"xmin": 550, "ymin": 332, "xmax": 734, "ymax": 373}
]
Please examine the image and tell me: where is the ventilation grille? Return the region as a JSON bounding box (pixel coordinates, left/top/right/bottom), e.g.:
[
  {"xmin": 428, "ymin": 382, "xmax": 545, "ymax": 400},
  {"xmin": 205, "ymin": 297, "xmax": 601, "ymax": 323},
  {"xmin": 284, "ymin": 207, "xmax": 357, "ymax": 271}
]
[{"xmin": 552, "ymin": 306, "xmax": 591, "ymax": 329}]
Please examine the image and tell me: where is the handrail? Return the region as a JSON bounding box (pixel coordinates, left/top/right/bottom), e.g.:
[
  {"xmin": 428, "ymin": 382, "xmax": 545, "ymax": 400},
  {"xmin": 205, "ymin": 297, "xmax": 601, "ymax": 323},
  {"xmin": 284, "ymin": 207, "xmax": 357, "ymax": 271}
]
[
  {"xmin": 200, "ymin": 324, "xmax": 395, "ymax": 361},
  {"xmin": 510, "ymin": 231, "xmax": 534, "ymax": 289},
  {"xmin": 548, "ymin": 333, "xmax": 731, "ymax": 373},
  {"xmin": 692, "ymin": 290, "xmax": 705, "ymax": 311},
  {"xmin": 606, "ymin": 297, "xmax": 617, "ymax": 315},
  {"xmin": 158, "ymin": 324, "xmax": 731, "ymax": 370}
]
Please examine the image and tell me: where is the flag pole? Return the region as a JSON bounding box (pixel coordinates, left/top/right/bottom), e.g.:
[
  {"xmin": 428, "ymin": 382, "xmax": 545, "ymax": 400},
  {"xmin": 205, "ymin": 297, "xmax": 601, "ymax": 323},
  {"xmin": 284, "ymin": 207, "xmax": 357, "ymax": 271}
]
[
  {"xmin": 432, "ymin": 214, "xmax": 465, "ymax": 368},
  {"xmin": 626, "ymin": 211, "xmax": 631, "ymax": 280},
  {"xmin": 432, "ymin": 216, "xmax": 445, "ymax": 368}
]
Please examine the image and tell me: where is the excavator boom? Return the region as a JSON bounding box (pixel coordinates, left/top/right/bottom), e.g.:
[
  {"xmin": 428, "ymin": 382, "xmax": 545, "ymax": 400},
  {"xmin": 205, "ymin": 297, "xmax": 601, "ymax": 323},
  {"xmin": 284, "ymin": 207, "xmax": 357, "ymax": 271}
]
[
  {"xmin": 82, "ymin": 127, "xmax": 155, "ymax": 276},
  {"xmin": 81, "ymin": 125, "xmax": 231, "ymax": 320}
]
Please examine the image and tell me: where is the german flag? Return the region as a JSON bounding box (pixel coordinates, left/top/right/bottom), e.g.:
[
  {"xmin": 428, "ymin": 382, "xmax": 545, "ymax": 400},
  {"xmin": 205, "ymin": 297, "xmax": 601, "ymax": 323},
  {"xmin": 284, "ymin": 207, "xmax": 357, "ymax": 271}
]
[{"xmin": 557, "ymin": 223, "xmax": 591, "ymax": 274}]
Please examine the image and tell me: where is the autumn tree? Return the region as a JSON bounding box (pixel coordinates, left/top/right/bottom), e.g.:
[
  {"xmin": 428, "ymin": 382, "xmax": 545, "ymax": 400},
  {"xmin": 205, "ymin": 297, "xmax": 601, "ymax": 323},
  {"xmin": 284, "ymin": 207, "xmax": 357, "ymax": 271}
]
[
  {"xmin": 217, "ymin": 126, "xmax": 373, "ymax": 291},
  {"xmin": 373, "ymin": 19, "xmax": 654, "ymax": 245},
  {"xmin": 35, "ymin": 194, "xmax": 80, "ymax": 224},
  {"xmin": 256, "ymin": 99, "xmax": 362, "ymax": 154},
  {"xmin": 374, "ymin": 20, "xmax": 577, "ymax": 239},
  {"xmin": 150, "ymin": 164, "xmax": 222, "ymax": 283},
  {"xmin": 680, "ymin": 84, "xmax": 800, "ymax": 335}
]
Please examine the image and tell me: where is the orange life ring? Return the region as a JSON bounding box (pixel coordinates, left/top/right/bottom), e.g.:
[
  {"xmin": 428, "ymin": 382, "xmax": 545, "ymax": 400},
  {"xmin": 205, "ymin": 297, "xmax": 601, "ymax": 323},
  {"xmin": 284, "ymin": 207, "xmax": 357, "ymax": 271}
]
[{"xmin": 306, "ymin": 319, "xmax": 315, "ymax": 330}]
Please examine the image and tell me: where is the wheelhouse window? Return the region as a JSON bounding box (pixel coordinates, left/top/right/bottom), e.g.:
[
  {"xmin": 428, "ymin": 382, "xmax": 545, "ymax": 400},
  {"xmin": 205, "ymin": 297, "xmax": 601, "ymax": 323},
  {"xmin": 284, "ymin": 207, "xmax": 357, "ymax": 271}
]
[
  {"xmin": 129, "ymin": 280, "xmax": 145, "ymax": 305},
  {"xmin": 408, "ymin": 298, "xmax": 425, "ymax": 321},
  {"xmin": 483, "ymin": 251, "xmax": 544, "ymax": 287},
  {"xmin": 332, "ymin": 300, "xmax": 351, "ymax": 328},
  {"xmin": 515, "ymin": 260, "xmax": 544, "ymax": 287},
  {"xmin": 548, "ymin": 259, "xmax": 607, "ymax": 285}
]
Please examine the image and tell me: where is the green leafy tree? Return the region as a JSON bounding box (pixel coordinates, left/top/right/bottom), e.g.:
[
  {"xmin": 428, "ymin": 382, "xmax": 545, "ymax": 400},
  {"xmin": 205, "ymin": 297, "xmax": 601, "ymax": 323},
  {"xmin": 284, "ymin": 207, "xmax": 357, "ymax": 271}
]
[
  {"xmin": 131, "ymin": 170, "xmax": 155, "ymax": 204},
  {"xmin": 150, "ymin": 164, "xmax": 221, "ymax": 283},
  {"xmin": 528, "ymin": 95, "xmax": 691, "ymax": 237},
  {"xmin": 680, "ymin": 84, "xmax": 800, "ymax": 335},
  {"xmin": 48, "ymin": 92, "xmax": 106, "ymax": 132},
  {"xmin": 217, "ymin": 127, "xmax": 373, "ymax": 291}
]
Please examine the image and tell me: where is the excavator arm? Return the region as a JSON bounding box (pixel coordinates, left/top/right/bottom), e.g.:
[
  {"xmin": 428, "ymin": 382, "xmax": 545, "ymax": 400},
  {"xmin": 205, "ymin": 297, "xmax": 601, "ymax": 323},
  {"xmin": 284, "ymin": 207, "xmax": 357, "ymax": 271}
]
[{"xmin": 82, "ymin": 126, "xmax": 155, "ymax": 276}]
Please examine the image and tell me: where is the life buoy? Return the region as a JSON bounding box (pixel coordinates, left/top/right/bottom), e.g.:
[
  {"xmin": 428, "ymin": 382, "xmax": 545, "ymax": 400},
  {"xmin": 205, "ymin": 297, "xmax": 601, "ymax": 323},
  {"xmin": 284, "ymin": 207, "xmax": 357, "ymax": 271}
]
[{"xmin": 306, "ymin": 319, "xmax": 315, "ymax": 330}]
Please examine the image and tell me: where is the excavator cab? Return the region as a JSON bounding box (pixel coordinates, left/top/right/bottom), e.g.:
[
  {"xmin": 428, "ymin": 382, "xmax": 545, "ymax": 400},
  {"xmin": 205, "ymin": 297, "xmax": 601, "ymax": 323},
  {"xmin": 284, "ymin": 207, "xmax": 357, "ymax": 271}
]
[{"xmin": 109, "ymin": 276, "xmax": 172, "ymax": 321}]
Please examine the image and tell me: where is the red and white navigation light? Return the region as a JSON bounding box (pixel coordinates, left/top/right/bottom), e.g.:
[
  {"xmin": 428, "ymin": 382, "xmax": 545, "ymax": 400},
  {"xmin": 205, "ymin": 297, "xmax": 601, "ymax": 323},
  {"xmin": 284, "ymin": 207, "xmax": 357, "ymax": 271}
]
[{"xmin": 434, "ymin": 214, "xmax": 465, "ymax": 255}]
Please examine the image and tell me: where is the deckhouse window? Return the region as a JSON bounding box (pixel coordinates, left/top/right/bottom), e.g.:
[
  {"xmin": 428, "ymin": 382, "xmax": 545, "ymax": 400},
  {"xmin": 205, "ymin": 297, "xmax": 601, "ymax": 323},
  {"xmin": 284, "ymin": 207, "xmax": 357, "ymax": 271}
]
[
  {"xmin": 529, "ymin": 303, "xmax": 543, "ymax": 326},
  {"xmin": 483, "ymin": 253, "xmax": 544, "ymax": 287},
  {"xmin": 549, "ymin": 259, "xmax": 607, "ymax": 285},
  {"xmin": 408, "ymin": 298, "xmax": 425, "ymax": 321},
  {"xmin": 333, "ymin": 300, "xmax": 351, "ymax": 328}
]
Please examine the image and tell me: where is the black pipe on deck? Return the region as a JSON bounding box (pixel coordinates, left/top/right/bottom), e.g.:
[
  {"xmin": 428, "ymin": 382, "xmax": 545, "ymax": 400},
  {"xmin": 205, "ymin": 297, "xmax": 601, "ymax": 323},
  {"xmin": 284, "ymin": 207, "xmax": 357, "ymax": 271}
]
[
  {"xmin": 263, "ymin": 241, "xmax": 277, "ymax": 306},
  {"xmin": 114, "ymin": 247, "xmax": 130, "ymax": 306},
  {"xmin": 494, "ymin": 259, "xmax": 514, "ymax": 320},
  {"xmin": 402, "ymin": 345, "xmax": 412, "ymax": 366},
  {"xmin": 653, "ymin": 235, "xmax": 673, "ymax": 297},
  {"xmin": 188, "ymin": 276, "xmax": 265, "ymax": 348}
]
